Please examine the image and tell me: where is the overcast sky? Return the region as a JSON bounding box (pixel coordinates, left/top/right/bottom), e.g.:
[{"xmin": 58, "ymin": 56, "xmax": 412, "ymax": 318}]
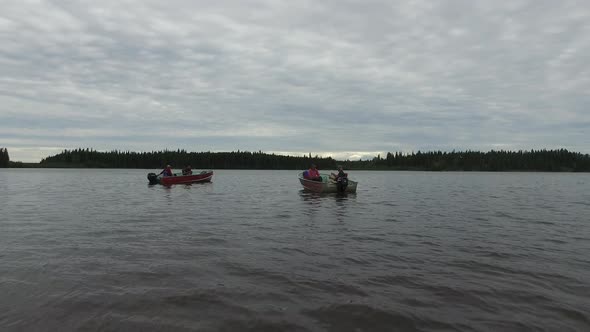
[{"xmin": 1, "ymin": 0, "xmax": 589, "ymax": 162}]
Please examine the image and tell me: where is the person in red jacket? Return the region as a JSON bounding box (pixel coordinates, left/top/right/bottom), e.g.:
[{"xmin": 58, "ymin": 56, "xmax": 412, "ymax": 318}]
[
  {"xmin": 159, "ymin": 165, "xmax": 173, "ymax": 177},
  {"xmin": 307, "ymin": 164, "xmax": 323, "ymax": 182}
]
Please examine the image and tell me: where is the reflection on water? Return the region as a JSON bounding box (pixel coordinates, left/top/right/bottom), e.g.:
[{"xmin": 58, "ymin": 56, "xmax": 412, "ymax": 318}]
[
  {"xmin": 298, "ymin": 190, "xmax": 357, "ymax": 222},
  {"xmin": 298, "ymin": 189, "xmax": 356, "ymax": 202},
  {"xmin": 299, "ymin": 190, "xmax": 322, "ymax": 202},
  {"xmin": 333, "ymin": 194, "xmax": 353, "ymax": 222},
  {"xmin": 1, "ymin": 169, "xmax": 589, "ymax": 331}
]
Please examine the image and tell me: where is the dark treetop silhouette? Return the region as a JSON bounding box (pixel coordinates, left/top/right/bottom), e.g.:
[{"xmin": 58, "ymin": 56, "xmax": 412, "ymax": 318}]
[
  {"xmin": 35, "ymin": 148, "xmax": 590, "ymax": 172},
  {"xmin": 0, "ymin": 148, "xmax": 9, "ymax": 168}
]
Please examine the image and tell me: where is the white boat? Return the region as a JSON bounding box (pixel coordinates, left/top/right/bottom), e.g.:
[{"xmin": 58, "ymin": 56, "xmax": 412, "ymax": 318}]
[{"xmin": 298, "ymin": 172, "xmax": 358, "ymax": 193}]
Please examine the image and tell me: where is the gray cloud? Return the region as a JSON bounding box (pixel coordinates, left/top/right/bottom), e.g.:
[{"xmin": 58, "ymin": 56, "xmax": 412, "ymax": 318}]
[{"xmin": 1, "ymin": 0, "xmax": 589, "ymax": 161}]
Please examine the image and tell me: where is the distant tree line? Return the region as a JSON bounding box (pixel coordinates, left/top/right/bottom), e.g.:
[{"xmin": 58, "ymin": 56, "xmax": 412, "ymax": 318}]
[
  {"xmin": 345, "ymin": 149, "xmax": 590, "ymax": 172},
  {"xmin": 37, "ymin": 148, "xmax": 590, "ymax": 171},
  {"xmin": 0, "ymin": 148, "xmax": 9, "ymax": 168},
  {"xmin": 40, "ymin": 148, "xmax": 337, "ymax": 170}
]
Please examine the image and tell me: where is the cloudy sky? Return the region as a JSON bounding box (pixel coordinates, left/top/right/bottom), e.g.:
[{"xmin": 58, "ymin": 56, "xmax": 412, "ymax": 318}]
[{"xmin": 1, "ymin": 0, "xmax": 589, "ymax": 162}]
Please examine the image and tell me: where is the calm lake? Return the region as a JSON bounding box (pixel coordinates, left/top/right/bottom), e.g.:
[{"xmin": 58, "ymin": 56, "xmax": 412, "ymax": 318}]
[{"xmin": 1, "ymin": 169, "xmax": 589, "ymax": 331}]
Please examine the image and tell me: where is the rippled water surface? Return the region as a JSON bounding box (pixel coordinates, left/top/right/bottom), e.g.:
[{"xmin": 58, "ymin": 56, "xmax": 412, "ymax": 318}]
[{"xmin": 1, "ymin": 169, "xmax": 589, "ymax": 331}]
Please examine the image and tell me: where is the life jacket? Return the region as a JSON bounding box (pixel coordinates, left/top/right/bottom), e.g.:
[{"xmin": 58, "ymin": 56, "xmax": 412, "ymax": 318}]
[{"xmin": 308, "ymin": 168, "xmax": 320, "ymax": 178}]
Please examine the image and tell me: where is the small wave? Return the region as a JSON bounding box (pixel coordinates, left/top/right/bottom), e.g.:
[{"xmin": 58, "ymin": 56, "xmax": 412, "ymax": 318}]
[
  {"xmin": 474, "ymin": 251, "xmax": 520, "ymax": 259},
  {"xmin": 427, "ymin": 285, "xmax": 495, "ymax": 312},
  {"xmin": 219, "ymin": 319, "xmax": 308, "ymax": 332},
  {"xmin": 363, "ymin": 275, "xmax": 429, "ymax": 292},
  {"xmin": 164, "ymin": 291, "xmax": 249, "ymax": 313},
  {"xmin": 348, "ymin": 235, "xmax": 385, "ymax": 243},
  {"xmin": 297, "ymin": 279, "xmax": 368, "ymax": 297},
  {"xmin": 541, "ymin": 303, "xmax": 590, "ymax": 325},
  {"xmin": 448, "ymin": 259, "xmax": 579, "ymax": 286},
  {"xmin": 546, "ymin": 238, "xmax": 567, "ymax": 244},
  {"xmin": 303, "ymin": 304, "xmax": 420, "ymax": 332},
  {"xmin": 342, "ymin": 256, "xmax": 373, "ymax": 267}
]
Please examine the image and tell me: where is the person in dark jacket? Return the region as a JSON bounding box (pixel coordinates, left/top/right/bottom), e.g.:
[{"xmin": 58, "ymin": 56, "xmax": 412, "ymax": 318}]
[
  {"xmin": 182, "ymin": 165, "xmax": 192, "ymax": 175},
  {"xmin": 330, "ymin": 165, "xmax": 347, "ymax": 181}
]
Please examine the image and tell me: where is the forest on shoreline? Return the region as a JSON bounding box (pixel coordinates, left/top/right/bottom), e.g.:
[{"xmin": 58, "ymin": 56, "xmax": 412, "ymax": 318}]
[{"xmin": 2, "ymin": 148, "xmax": 589, "ymax": 172}]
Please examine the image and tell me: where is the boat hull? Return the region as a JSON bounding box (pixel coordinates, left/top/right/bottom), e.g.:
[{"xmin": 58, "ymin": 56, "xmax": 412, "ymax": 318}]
[
  {"xmin": 150, "ymin": 171, "xmax": 213, "ymax": 185},
  {"xmin": 298, "ymin": 173, "xmax": 357, "ymax": 193}
]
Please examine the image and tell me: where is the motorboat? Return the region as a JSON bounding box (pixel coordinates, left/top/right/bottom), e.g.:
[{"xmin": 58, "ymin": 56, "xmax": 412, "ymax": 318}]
[
  {"xmin": 147, "ymin": 170, "xmax": 213, "ymax": 185},
  {"xmin": 298, "ymin": 172, "xmax": 357, "ymax": 193}
]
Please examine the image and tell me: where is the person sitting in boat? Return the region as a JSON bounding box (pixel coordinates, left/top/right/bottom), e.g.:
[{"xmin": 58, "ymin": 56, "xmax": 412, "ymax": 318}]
[
  {"xmin": 306, "ymin": 164, "xmax": 323, "ymax": 182},
  {"xmin": 330, "ymin": 165, "xmax": 347, "ymax": 181},
  {"xmin": 159, "ymin": 165, "xmax": 173, "ymax": 177},
  {"xmin": 182, "ymin": 165, "xmax": 192, "ymax": 175}
]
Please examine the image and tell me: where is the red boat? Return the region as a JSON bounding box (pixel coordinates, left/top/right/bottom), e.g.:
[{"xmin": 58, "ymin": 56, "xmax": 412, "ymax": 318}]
[{"xmin": 147, "ymin": 170, "xmax": 213, "ymax": 185}]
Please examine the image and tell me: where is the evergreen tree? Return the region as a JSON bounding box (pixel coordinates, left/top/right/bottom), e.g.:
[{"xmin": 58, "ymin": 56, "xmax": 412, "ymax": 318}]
[{"xmin": 0, "ymin": 148, "xmax": 9, "ymax": 167}]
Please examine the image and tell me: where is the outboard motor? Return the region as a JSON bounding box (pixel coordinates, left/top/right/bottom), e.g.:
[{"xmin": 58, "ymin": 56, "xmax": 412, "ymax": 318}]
[
  {"xmin": 147, "ymin": 173, "xmax": 159, "ymax": 185},
  {"xmin": 337, "ymin": 176, "xmax": 348, "ymax": 192}
]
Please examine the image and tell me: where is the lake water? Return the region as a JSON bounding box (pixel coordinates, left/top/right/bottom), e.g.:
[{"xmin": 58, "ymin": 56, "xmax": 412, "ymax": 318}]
[{"xmin": 0, "ymin": 169, "xmax": 589, "ymax": 331}]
